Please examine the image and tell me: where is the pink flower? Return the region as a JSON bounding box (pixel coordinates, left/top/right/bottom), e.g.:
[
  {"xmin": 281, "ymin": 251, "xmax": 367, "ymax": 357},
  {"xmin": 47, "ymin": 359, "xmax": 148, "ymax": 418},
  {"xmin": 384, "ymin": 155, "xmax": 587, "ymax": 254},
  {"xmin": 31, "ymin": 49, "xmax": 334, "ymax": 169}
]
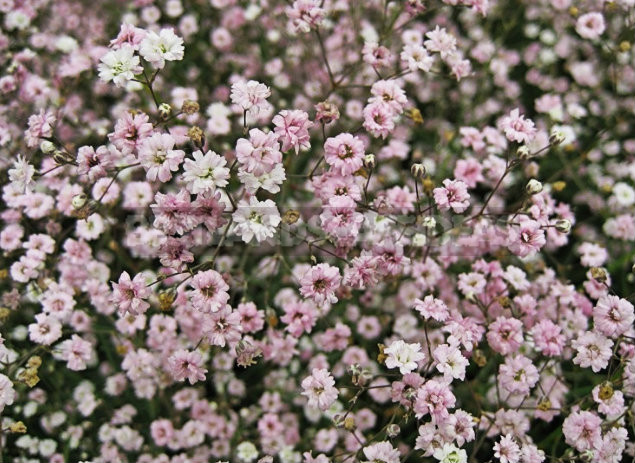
[
  {"xmin": 138, "ymin": 133, "xmax": 185, "ymax": 183},
  {"xmin": 235, "ymin": 128, "xmax": 282, "ymax": 175},
  {"xmin": 424, "ymin": 26, "xmax": 457, "ymax": 59},
  {"xmin": 531, "ymin": 320, "xmax": 565, "ymax": 356},
  {"xmin": 498, "ymin": 355, "xmax": 539, "ymax": 396},
  {"xmin": 189, "ymin": 270, "xmax": 230, "ymax": 313},
  {"xmin": 281, "ymin": 300, "xmax": 318, "ymax": 337},
  {"xmin": 433, "ymin": 179, "xmax": 470, "ymax": 213},
  {"xmin": 368, "ymin": 80, "xmax": 408, "ymax": 115},
  {"xmin": 168, "ymin": 349, "xmax": 207, "ymax": 384},
  {"xmin": 414, "ymin": 379, "xmax": 456, "ymax": 420},
  {"xmin": 57, "ymin": 334, "xmax": 92, "ymax": 371},
  {"xmin": 413, "ymin": 295, "xmax": 449, "ymax": 322},
  {"xmin": 324, "ymin": 133, "xmax": 365, "ymax": 176},
  {"xmin": 500, "ymin": 108, "xmax": 537, "ymax": 144},
  {"xmin": 273, "ymin": 109, "xmax": 313, "ymax": 154},
  {"xmin": 320, "ymin": 195, "xmax": 364, "ymax": 242},
  {"xmin": 493, "ymin": 435, "xmax": 521, "ymax": 463},
  {"xmin": 562, "ymin": 410, "xmax": 602, "ymax": 452},
  {"xmin": 593, "ymin": 295, "xmax": 635, "ymax": 338},
  {"xmin": 486, "ymin": 316, "xmax": 524, "ymax": 355},
  {"xmin": 286, "ymin": 0, "xmax": 325, "ymax": 33},
  {"xmin": 230, "ymin": 80, "xmax": 271, "ymax": 114},
  {"xmin": 25, "ymin": 108, "xmax": 56, "ymax": 147},
  {"xmin": 571, "ymin": 330, "xmax": 613, "ymax": 372},
  {"xmin": 363, "ymin": 101, "xmax": 396, "ymax": 139},
  {"xmin": 203, "ymin": 305, "xmax": 242, "ymax": 347},
  {"xmin": 362, "ymin": 442, "xmax": 400, "ymax": 463},
  {"xmin": 109, "ymin": 111, "xmax": 153, "ymax": 155},
  {"xmin": 28, "ymin": 313, "xmax": 63, "ymax": 345},
  {"xmin": 111, "ymin": 271, "xmax": 150, "ymax": 316},
  {"xmin": 507, "ymin": 219, "xmax": 546, "ymax": 257},
  {"xmin": 77, "ymin": 145, "xmax": 115, "ymax": 181},
  {"xmin": 576, "ymin": 12, "xmax": 605, "ymax": 40},
  {"xmin": 299, "ymin": 263, "xmax": 341, "ymax": 305},
  {"xmin": 301, "ymin": 368, "xmax": 338, "ymax": 411}
]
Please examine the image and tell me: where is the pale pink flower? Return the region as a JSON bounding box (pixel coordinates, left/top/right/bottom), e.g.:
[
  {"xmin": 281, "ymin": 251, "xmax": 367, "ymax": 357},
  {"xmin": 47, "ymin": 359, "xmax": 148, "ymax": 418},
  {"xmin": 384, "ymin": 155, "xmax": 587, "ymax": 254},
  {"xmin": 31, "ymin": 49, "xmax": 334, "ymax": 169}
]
[
  {"xmin": 562, "ymin": 411, "xmax": 602, "ymax": 452},
  {"xmin": 138, "ymin": 133, "xmax": 185, "ymax": 183},
  {"xmin": 235, "ymin": 128, "xmax": 282, "ymax": 175},
  {"xmin": 273, "ymin": 109, "xmax": 313, "ymax": 154},
  {"xmin": 576, "ymin": 12, "xmax": 605, "ymax": 40},
  {"xmin": 414, "ymin": 379, "xmax": 456, "ymax": 420},
  {"xmin": 168, "ymin": 349, "xmax": 207, "ymax": 384},
  {"xmin": 324, "ymin": 133, "xmax": 365, "ymax": 176},
  {"xmin": 301, "ymin": 368, "xmax": 338, "ymax": 411},
  {"xmin": 111, "ymin": 271, "xmax": 151, "ymax": 316},
  {"xmin": 593, "ymin": 295, "xmax": 635, "ymax": 338},
  {"xmin": 384, "ymin": 340, "xmax": 425, "ymax": 374},
  {"xmin": 299, "ymin": 263, "xmax": 341, "ymax": 305},
  {"xmin": 57, "ymin": 334, "xmax": 92, "ymax": 371},
  {"xmin": 286, "ymin": 0, "xmax": 325, "ymax": 33},
  {"xmin": 230, "ymin": 80, "xmax": 271, "ymax": 114},
  {"xmin": 498, "ymin": 355, "xmax": 539, "ymax": 396},
  {"xmin": 189, "ymin": 269, "xmax": 230, "ymax": 313},
  {"xmin": 493, "ymin": 435, "xmax": 521, "ymax": 463},
  {"xmin": 433, "ymin": 179, "xmax": 470, "ymax": 213},
  {"xmin": 203, "ymin": 305, "xmax": 243, "ymax": 347},
  {"xmin": 362, "ymin": 442, "xmax": 400, "ymax": 463},
  {"xmin": 413, "ymin": 295, "xmax": 449, "ymax": 322},
  {"xmin": 507, "ymin": 219, "xmax": 546, "ymax": 257},
  {"xmin": 571, "ymin": 331, "xmax": 613, "ymax": 372},
  {"xmin": 500, "ymin": 108, "xmax": 537, "ymax": 144}
]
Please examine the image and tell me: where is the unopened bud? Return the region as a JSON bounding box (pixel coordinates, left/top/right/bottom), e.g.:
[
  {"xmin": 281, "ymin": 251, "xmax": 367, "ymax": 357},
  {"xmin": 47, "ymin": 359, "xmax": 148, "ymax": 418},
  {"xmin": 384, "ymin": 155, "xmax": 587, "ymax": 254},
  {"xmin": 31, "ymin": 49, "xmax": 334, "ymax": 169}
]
[
  {"xmin": 71, "ymin": 193, "xmax": 87, "ymax": 209},
  {"xmin": 555, "ymin": 219, "xmax": 571, "ymax": 234},
  {"xmin": 422, "ymin": 177, "xmax": 434, "ymax": 195},
  {"xmin": 343, "ymin": 416, "xmax": 356, "ymax": 431},
  {"xmin": 590, "ymin": 267, "xmax": 608, "ymax": 283},
  {"xmin": 181, "ymin": 100, "xmax": 199, "ymax": 115},
  {"xmin": 158, "ymin": 103, "xmax": 172, "ymax": 120},
  {"xmin": 549, "ymin": 129, "xmax": 566, "ymax": 146},
  {"xmin": 188, "ymin": 126, "xmax": 205, "ymax": 148},
  {"xmin": 315, "ymin": 100, "xmax": 340, "ymax": 124},
  {"xmin": 364, "ymin": 154, "xmax": 376, "ymax": 170},
  {"xmin": 386, "ymin": 424, "xmax": 400, "ymax": 438},
  {"xmin": 473, "ymin": 349, "xmax": 487, "ymax": 367},
  {"xmin": 53, "ymin": 150, "xmax": 75, "ymax": 165},
  {"xmin": 9, "ymin": 421, "xmax": 26, "ymax": 433},
  {"xmin": 526, "ymin": 179, "xmax": 543, "ymax": 195},
  {"xmin": 411, "ymin": 163, "xmax": 426, "ymax": 178},
  {"xmin": 517, "ymin": 146, "xmax": 530, "ymax": 159},
  {"xmin": 40, "ymin": 140, "xmax": 55, "ymax": 154}
]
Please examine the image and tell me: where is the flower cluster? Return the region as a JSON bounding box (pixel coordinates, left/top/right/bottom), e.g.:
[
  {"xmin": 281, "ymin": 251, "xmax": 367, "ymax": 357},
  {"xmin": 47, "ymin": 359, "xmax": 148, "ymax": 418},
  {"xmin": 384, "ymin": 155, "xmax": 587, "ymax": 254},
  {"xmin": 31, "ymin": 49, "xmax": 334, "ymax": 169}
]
[{"xmin": 1, "ymin": 1, "xmax": 635, "ymax": 463}]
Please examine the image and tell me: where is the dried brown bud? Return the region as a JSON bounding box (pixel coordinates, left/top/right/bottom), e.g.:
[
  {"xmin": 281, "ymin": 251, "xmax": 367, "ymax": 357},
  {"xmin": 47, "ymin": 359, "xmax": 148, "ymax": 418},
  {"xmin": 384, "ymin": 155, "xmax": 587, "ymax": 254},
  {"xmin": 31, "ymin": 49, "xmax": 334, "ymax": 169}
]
[
  {"xmin": 181, "ymin": 100, "xmax": 200, "ymax": 115},
  {"xmin": 9, "ymin": 421, "xmax": 27, "ymax": 433},
  {"xmin": 188, "ymin": 126, "xmax": 205, "ymax": 148},
  {"xmin": 158, "ymin": 103, "xmax": 172, "ymax": 120},
  {"xmin": 315, "ymin": 100, "xmax": 340, "ymax": 124},
  {"xmin": 590, "ymin": 267, "xmax": 608, "ymax": 283},
  {"xmin": 282, "ymin": 209, "xmax": 300, "ymax": 225}
]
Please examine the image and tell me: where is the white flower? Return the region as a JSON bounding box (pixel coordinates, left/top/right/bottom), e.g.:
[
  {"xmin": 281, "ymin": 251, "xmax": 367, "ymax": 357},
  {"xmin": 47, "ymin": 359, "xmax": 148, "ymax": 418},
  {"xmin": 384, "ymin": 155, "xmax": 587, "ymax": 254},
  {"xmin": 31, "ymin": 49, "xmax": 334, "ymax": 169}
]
[
  {"xmin": 8, "ymin": 154, "xmax": 35, "ymax": 193},
  {"xmin": 237, "ymin": 163, "xmax": 286, "ymax": 194},
  {"xmin": 183, "ymin": 150, "xmax": 230, "ymax": 194},
  {"xmin": 433, "ymin": 443, "xmax": 467, "ymax": 463},
  {"xmin": 232, "ymin": 197, "xmax": 281, "ymax": 243},
  {"xmin": 98, "ymin": 45, "xmax": 141, "ymax": 87},
  {"xmin": 401, "ymin": 43, "xmax": 434, "ymax": 72},
  {"xmin": 0, "ymin": 373, "xmax": 16, "ymax": 412},
  {"xmin": 139, "ymin": 28, "xmax": 185, "ymax": 68},
  {"xmin": 237, "ymin": 441, "xmax": 259, "ymax": 462},
  {"xmin": 384, "ymin": 340, "xmax": 426, "ymax": 374},
  {"xmin": 612, "ymin": 182, "xmax": 635, "ymax": 207}
]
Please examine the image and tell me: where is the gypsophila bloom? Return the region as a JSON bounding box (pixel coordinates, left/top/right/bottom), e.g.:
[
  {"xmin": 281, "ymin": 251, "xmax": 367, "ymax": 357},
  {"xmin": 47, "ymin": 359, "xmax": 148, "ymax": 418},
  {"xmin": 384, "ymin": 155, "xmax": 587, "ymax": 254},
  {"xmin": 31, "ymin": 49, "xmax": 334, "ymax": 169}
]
[
  {"xmin": 189, "ymin": 269, "xmax": 230, "ymax": 313},
  {"xmin": 362, "ymin": 442, "xmax": 400, "ymax": 463},
  {"xmin": 98, "ymin": 44, "xmax": 142, "ymax": 87},
  {"xmin": 286, "ymin": 0, "xmax": 326, "ymax": 33},
  {"xmin": 8, "ymin": 154, "xmax": 35, "ymax": 193},
  {"xmin": 138, "ymin": 133, "xmax": 185, "ymax": 183},
  {"xmin": 433, "ymin": 179, "xmax": 471, "ymax": 213},
  {"xmin": 236, "ymin": 128, "xmax": 282, "ymax": 175},
  {"xmin": 231, "ymin": 80, "xmax": 271, "ymax": 114},
  {"xmin": 324, "ymin": 133, "xmax": 365, "ymax": 175},
  {"xmin": 384, "ymin": 340, "xmax": 426, "ymax": 374},
  {"xmin": 593, "ymin": 295, "xmax": 635, "ymax": 338},
  {"xmin": 0, "ymin": 374, "xmax": 16, "ymax": 413},
  {"xmin": 139, "ymin": 28, "xmax": 184, "ymax": 68},
  {"xmin": 301, "ymin": 368, "xmax": 338, "ymax": 411},
  {"xmin": 232, "ymin": 197, "xmax": 281, "ymax": 243},
  {"xmin": 273, "ymin": 109, "xmax": 313, "ymax": 154},
  {"xmin": 576, "ymin": 12, "xmax": 605, "ymax": 40},
  {"xmin": 182, "ymin": 149, "xmax": 230, "ymax": 194},
  {"xmin": 500, "ymin": 108, "xmax": 537, "ymax": 144},
  {"xmin": 432, "ymin": 443, "xmax": 467, "ymax": 463},
  {"xmin": 572, "ymin": 331, "xmax": 613, "ymax": 373},
  {"xmin": 168, "ymin": 349, "xmax": 207, "ymax": 384},
  {"xmin": 494, "ymin": 435, "xmax": 521, "ymax": 463},
  {"xmin": 111, "ymin": 271, "xmax": 150, "ymax": 316},
  {"xmin": 57, "ymin": 335, "xmax": 93, "ymax": 371},
  {"xmin": 299, "ymin": 263, "xmax": 341, "ymax": 305}
]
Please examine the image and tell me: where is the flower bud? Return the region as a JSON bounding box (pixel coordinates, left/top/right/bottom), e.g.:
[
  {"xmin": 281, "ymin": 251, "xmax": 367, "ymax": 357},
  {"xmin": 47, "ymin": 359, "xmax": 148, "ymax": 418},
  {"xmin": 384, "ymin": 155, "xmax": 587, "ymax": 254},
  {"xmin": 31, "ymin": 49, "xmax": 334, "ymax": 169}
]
[
  {"xmin": 188, "ymin": 126, "xmax": 205, "ymax": 148},
  {"xmin": 72, "ymin": 193, "xmax": 87, "ymax": 209},
  {"xmin": 590, "ymin": 267, "xmax": 608, "ymax": 283},
  {"xmin": 343, "ymin": 416, "xmax": 356, "ymax": 431},
  {"xmin": 158, "ymin": 103, "xmax": 172, "ymax": 120},
  {"xmin": 53, "ymin": 150, "xmax": 75, "ymax": 165},
  {"xmin": 410, "ymin": 163, "xmax": 426, "ymax": 178},
  {"xmin": 315, "ymin": 100, "xmax": 340, "ymax": 124},
  {"xmin": 526, "ymin": 179, "xmax": 543, "ymax": 195},
  {"xmin": 386, "ymin": 424, "xmax": 400, "ymax": 438},
  {"xmin": 40, "ymin": 140, "xmax": 55, "ymax": 154},
  {"xmin": 364, "ymin": 154, "xmax": 376, "ymax": 170},
  {"xmin": 181, "ymin": 100, "xmax": 199, "ymax": 115},
  {"xmin": 555, "ymin": 219, "xmax": 571, "ymax": 233},
  {"xmin": 517, "ymin": 146, "xmax": 530, "ymax": 159},
  {"xmin": 549, "ymin": 129, "xmax": 566, "ymax": 146},
  {"xmin": 422, "ymin": 216, "xmax": 436, "ymax": 228}
]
